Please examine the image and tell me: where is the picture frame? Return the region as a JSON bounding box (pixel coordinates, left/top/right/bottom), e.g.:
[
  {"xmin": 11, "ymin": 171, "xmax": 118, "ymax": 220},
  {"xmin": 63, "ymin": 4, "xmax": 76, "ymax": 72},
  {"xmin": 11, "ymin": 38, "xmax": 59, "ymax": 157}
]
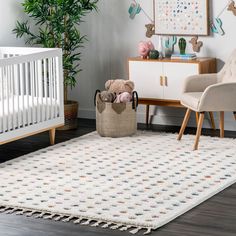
[{"xmin": 153, "ymin": 0, "xmax": 209, "ymax": 36}]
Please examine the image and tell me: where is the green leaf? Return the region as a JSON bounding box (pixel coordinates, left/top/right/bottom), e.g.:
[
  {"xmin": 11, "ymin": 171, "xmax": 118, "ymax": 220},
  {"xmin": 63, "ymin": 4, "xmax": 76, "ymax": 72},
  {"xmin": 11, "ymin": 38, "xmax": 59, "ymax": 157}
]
[{"xmin": 13, "ymin": 0, "xmax": 99, "ymax": 92}]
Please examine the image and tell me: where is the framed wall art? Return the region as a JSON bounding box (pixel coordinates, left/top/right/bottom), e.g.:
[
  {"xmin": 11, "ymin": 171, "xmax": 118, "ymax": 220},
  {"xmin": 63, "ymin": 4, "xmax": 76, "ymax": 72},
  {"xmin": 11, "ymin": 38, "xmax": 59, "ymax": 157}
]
[{"xmin": 154, "ymin": 0, "xmax": 209, "ymax": 36}]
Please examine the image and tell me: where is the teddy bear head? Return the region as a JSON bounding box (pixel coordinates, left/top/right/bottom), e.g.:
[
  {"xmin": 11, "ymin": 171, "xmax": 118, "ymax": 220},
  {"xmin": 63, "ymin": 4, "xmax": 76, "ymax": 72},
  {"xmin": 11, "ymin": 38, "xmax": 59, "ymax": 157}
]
[{"xmin": 105, "ymin": 79, "xmax": 134, "ymax": 95}]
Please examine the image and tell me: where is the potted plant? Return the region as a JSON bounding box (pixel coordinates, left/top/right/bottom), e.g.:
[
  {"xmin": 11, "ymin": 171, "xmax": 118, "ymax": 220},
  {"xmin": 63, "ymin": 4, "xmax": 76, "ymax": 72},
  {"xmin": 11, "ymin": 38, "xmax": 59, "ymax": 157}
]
[{"xmin": 13, "ymin": 0, "xmax": 98, "ymax": 130}]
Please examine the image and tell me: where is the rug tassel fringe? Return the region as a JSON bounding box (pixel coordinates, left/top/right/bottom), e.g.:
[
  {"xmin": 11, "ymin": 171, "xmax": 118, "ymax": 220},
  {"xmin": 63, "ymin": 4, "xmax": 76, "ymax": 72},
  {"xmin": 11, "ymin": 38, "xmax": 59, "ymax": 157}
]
[
  {"xmin": 0, "ymin": 206, "xmax": 152, "ymax": 235},
  {"xmin": 119, "ymin": 226, "xmax": 132, "ymax": 231},
  {"xmin": 110, "ymin": 224, "xmax": 123, "ymax": 230},
  {"xmin": 143, "ymin": 228, "xmax": 152, "ymax": 235},
  {"xmin": 5, "ymin": 208, "xmax": 17, "ymax": 214},
  {"xmin": 130, "ymin": 227, "xmax": 142, "ymax": 234},
  {"xmin": 62, "ymin": 216, "xmax": 74, "ymax": 222},
  {"xmin": 35, "ymin": 212, "xmax": 45, "ymax": 218},
  {"xmin": 26, "ymin": 211, "xmax": 37, "ymax": 217},
  {"xmin": 16, "ymin": 210, "xmax": 28, "ymax": 215},
  {"xmin": 91, "ymin": 221, "xmax": 102, "ymax": 227},
  {"xmin": 81, "ymin": 219, "xmax": 92, "ymax": 225},
  {"xmin": 44, "ymin": 214, "xmax": 56, "ymax": 220},
  {"xmin": 102, "ymin": 222, "xmax": 113, "ymax": 228},
  {"xmin": 73, "ymin": 218, "xmax": 82, "ymax": 224},
  {"xmin": 0, "ymin": 207, "xmax": 10, "ymax": 213},
  {"xmin": 54, "ymin": 215, "xmax": 63, "ymax": 221}
]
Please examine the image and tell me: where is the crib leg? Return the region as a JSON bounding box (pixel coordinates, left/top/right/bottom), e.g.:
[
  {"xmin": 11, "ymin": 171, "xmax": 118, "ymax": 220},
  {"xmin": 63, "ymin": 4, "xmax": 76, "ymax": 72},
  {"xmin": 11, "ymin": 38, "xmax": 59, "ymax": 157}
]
[{"xmin": 49, "ymin": 128, "xmax": 56, "ymax": 145}]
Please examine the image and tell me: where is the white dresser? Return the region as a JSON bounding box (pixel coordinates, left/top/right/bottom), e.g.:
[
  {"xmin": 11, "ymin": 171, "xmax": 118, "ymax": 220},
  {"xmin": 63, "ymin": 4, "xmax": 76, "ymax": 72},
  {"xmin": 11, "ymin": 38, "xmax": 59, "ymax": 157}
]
[{"xmin": 128, "ymin": 57, "xmax": 216, "ymax": 125}]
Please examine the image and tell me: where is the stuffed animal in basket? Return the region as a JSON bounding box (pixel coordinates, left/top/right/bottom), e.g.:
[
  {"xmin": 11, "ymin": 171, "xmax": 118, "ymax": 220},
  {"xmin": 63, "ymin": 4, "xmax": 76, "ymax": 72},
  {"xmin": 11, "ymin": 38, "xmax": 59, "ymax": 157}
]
[
  {"xmin": 105, "ymin": 79, "xmax": 134, "ymax": 95},
  {"xmin": 114, "ymin": 92, "xmax": 132, "ymax": 103},
  {"xmin": 100, "ymin": 91, "xmax": 116, "ymax": 103}
]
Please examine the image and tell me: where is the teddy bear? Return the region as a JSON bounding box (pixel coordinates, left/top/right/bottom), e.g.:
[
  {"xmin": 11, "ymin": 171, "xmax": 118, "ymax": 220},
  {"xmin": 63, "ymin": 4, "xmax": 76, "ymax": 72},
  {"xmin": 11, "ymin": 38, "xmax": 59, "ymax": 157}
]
[
  {"xmin": 105, "ymin": 79, "xmax": 134, "ymax": 95},
  {"xmin": 100, "ymin": 91, "xmax": 116, "ymax": 103},
  {"xmin": 114, "ymin": 92, "xmax": 132, "ymax": 103}
]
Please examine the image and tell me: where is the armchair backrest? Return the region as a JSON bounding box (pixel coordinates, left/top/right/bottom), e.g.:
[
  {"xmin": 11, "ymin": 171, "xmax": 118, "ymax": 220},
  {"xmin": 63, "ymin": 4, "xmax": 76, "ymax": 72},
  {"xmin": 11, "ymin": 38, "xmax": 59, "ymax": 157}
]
[{"xmin": 218, "ymin": 49, "xmax": 236, "ymax": 83}]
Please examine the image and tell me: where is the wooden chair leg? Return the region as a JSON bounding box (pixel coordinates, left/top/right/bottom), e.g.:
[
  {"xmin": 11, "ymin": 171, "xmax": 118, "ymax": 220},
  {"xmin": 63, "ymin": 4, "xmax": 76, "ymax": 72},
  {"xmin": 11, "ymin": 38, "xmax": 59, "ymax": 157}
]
[
  {"xmin": 146, "ymin": 105, "xmax": 150, "ymax": 126},
  {"xmin": 220, "ymin": 111, "xmax": 224, "ymax": 138},
  {"xmin": 49, "ymin": 128, "xmax": 56, "ymax": 145},
  {"xmin": 195, "ymin": 112, "xmax": 199, "ymax": 126},
  {"xmin": 209, "ymin": 112, "xmax": 216, "ymax": 130},
  {"xmin": 194, "ymin": 112, "xmax": 204, "ymax": 150},
  {"xmin": 177, "ymin": 108, "xmax": 191, "ymax": 141},
  {"xmin": 234, "ymin": 112, "xmax": 236, "ymax": 120}
]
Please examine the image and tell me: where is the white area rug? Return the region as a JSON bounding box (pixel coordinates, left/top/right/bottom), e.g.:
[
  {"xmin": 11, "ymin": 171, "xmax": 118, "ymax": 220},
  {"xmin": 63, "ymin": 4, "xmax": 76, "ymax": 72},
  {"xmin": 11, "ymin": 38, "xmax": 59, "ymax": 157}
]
[{"xmin": 0, "ymin": 131, "xmax": 236, "ymax": 234}]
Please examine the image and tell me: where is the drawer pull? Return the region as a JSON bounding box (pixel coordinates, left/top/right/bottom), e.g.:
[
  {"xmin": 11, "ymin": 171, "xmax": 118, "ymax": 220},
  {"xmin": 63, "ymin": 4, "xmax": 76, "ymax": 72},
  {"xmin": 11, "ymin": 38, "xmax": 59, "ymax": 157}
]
[
  {"xmin": 165, "ymin": 76, "xmax": 168, "ymax": 86},
  {"xmin": 160, "ymin": 76, "xmax": 163, "ymax": 86}
]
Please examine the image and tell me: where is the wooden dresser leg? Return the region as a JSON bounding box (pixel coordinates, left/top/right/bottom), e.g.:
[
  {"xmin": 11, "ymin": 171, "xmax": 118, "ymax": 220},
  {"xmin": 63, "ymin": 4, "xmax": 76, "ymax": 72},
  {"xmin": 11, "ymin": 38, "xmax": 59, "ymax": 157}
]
[
  {"xmin": 220, "ymin": 111, "xmax": 224, "ymax": 138},
  {"xmin": 177, "ymin": 108, "xmax": 191, "ymax": 141},
  {"xmin": 146, "ymin": 105, "xmax": 150, "ymax": 126},
  {"xmin": 194, "ymin": 112, "xmax": 204, "ymax": 151},
  {"xmin": 209, "ymin": 112, "xmax": 216, "ymax": 130},
  {"xmin": 49, "ymin": 128, "xmax": 56, "ymax": 145}
]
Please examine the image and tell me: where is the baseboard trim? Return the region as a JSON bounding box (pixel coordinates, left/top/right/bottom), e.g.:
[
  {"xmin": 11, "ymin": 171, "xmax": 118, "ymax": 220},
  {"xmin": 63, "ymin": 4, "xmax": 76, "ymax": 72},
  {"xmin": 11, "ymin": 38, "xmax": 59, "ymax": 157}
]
[{"xmin": 78, "ymin": 109, "xmax": 236, "ymax": 131}]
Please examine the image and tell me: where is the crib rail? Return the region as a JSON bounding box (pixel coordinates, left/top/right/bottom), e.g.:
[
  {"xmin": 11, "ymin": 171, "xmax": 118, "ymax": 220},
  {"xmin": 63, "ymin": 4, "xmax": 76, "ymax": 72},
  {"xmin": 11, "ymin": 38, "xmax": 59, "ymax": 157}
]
[{"xmin": 0, "ymin": 47, "xmax": 64, "ymax": 142}]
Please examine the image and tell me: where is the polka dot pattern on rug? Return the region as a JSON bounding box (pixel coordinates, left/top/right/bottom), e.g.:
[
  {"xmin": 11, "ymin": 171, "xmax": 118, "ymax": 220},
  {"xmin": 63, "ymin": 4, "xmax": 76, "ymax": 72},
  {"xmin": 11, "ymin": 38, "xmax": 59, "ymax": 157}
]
[{"xmin": 0, "ymin": 131, "xmax": 236, "ymax": 230}]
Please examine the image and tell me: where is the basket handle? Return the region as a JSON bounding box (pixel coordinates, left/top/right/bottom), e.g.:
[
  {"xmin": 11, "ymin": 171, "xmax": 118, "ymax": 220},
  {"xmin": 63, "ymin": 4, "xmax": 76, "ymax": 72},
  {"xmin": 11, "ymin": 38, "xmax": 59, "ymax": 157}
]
[
  {"xmin": 94, "ymin": 89, "xmax": 101, "ymax": 106},
  {"xmin": 132, "ymin": 91, "xmax": 139, "ymax": 111}
]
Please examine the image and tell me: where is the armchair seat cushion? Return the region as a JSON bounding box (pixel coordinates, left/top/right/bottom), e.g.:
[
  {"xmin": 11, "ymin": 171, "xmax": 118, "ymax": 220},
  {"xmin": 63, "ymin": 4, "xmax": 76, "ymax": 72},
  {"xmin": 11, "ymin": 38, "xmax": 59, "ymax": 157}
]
[{"xmin": 181, "ymin": 92, "xmax": 203, "ymax": 111}]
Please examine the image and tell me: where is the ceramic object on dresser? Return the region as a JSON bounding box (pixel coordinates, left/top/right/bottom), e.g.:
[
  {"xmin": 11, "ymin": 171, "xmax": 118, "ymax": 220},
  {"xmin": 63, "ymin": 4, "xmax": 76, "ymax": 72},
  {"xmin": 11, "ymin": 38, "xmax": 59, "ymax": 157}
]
[
  {"xmin": 157, "ymin": 35, "xmax": 164, "ymax": 58},
  {"xmin": 164, "ymin": 36, "xmax": 177, "ymax": 58},
  {"xmin": 149, "ymin": 49, "xmax": 159, "ymax": 59},
  {"xmin": 178, "ymin": 38, "xmax": 187, "ymax": 55}
]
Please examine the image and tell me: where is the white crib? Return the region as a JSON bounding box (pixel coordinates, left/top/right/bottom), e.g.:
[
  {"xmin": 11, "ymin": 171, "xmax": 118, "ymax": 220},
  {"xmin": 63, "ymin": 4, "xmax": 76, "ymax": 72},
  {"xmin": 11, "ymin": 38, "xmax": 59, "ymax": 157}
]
[{"xmin": 0, "ymin": 47, "xmax": 64, "ymax": 145}]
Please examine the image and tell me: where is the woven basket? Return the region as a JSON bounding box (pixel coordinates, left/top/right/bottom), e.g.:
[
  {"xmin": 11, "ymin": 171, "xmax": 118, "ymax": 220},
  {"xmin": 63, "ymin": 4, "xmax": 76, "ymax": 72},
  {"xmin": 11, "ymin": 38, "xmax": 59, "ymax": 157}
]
[
  {"xmin": 95, "ymin": 91, "xmax": 138, "ymax": 137},
  {"xmin": 57, "ymin": 100, "xmax": 78, "ymax": 130}
]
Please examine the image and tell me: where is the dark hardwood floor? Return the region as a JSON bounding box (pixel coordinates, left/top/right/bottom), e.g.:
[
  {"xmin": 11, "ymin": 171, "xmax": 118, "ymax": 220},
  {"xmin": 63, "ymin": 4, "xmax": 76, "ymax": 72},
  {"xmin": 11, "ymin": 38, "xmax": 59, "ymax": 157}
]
[{"xmin": 0, "ymin": 119, "xmax": 236, "ymax": 236}]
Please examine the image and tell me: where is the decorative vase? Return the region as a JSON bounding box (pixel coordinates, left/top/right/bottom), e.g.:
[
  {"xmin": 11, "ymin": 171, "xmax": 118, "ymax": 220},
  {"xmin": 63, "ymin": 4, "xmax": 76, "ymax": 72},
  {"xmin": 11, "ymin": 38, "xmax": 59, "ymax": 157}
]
[
  {"xmin": 149, "ymin": 50, "xmax": 159, "ymax": 59},
  {"xmin": 164, "ymin": 48, "xmax": 172, "ymax": 58},
  {"xmin": 157, "ymin": 36, "xmax": 163, "ymax": 59},
  {"xmin": 163, "ymin": 36, "xmax": 177, "ymax": 58},
  {"xmin": 178, "ymin": 38, "xmax": 186, "ymax": 55},
  {"xmin": 57, "ymin": 100, "xmax": 79, "ymax": 130}
]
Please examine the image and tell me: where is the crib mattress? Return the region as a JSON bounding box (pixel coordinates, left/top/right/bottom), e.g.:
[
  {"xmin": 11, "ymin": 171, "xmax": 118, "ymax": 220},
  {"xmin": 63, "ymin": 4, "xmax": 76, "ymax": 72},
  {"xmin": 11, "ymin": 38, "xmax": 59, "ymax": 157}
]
[{"xmin": 0, "ymin": 95, "xmax": 59, "ymax": 132}]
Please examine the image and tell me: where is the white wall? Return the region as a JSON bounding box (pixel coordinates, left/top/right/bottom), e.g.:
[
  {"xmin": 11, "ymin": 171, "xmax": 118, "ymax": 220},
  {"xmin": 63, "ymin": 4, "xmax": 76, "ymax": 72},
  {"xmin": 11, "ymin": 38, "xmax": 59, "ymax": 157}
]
[
  {"xmin": 69, "ymin": 0, "xmax": 236, "ymax": 131},
  {"xmin": 1, "ymin": 0, "xmax": 236, "ymax": 130},
  {"xmin": 0, "ymin": 0, "xmax": 25, "ymax": 46}
]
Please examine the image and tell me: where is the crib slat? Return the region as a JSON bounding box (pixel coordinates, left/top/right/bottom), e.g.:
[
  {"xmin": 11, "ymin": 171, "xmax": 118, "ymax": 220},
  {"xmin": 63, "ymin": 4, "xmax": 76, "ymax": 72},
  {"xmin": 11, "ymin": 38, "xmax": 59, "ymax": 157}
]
[
  {"xmin": 0, "ymin": 67, "xmax": 5, "ymax": 133},
  {"xmin": 25, "ymin": 62, "xmax": 30, "ymax": 126},
  {"xmin": 20, "ymin": 63, "xmax": 26, "ymax": 127},
  {"xmin": 49, "ymin": 58, "xmax": 53, "ymax": 119},
  {"xmin": 34, "ymin": 61, "xmax": 40, "ymax": 123},
  {"xmin": 52, "ymin": 57, "xmax": 57, "ymax": 118},
  {"xmin": 10, "ymin": 64, "xmax": 15, "ymax": 130},
  {"xmin": 30, "ymin": 61, "xmax": 36, "ymax": 124},
  {"xmin": 14, "ymin": 64, "xmax": 21, "ymax": 129},
  {"xmin": 56, "ymin": 56, "xmax": 63, "ymax": 118},
  {"xmin": 37, "ymin": 60, "xmax": 43, "ymax": 122},
  {"xmin": 43, "ymin": 58, "xmax": 49, "ymax": 121},
  {"xmin": 6, "ymin": 66, "xmax": 11, "ymax": 131}
]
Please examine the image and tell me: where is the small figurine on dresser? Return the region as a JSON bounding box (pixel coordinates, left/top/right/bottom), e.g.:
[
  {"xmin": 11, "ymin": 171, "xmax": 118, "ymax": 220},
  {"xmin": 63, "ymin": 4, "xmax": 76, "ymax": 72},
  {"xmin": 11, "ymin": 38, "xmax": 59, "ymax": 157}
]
[
  {"xmin": 138, "ymin": 40, "xmax": 159, "ymax": 59},
  {"xmin": 138, "ymin": 41, "xmax": 154, "ymax": 59}
]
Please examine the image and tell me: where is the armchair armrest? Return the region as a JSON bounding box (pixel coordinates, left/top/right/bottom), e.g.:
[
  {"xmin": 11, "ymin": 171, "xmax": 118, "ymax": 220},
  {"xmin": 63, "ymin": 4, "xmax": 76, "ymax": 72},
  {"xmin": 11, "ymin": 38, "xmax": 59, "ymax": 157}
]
[
  {"xmin": 183, "ymin": 73, "xmax": 218, "ymax": 93},
  {"xmin": 198, "ymin": 82, "xmax": 236, "ymax": 112}
]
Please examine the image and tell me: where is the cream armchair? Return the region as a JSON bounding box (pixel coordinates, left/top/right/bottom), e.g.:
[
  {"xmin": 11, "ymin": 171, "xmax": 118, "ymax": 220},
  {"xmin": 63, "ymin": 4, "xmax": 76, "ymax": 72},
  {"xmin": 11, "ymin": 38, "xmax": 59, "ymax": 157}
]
[{"xmin": 177, "ymin": 49, "xmax": 236, "ymax": 150}]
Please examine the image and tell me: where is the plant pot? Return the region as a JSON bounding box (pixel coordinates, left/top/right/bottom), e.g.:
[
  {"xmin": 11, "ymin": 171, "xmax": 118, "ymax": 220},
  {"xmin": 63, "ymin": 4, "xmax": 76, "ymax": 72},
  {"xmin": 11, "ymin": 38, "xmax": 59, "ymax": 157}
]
[{"xmin": 57, "ymin": 100, "xmax": 79, "ymax": 130}]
